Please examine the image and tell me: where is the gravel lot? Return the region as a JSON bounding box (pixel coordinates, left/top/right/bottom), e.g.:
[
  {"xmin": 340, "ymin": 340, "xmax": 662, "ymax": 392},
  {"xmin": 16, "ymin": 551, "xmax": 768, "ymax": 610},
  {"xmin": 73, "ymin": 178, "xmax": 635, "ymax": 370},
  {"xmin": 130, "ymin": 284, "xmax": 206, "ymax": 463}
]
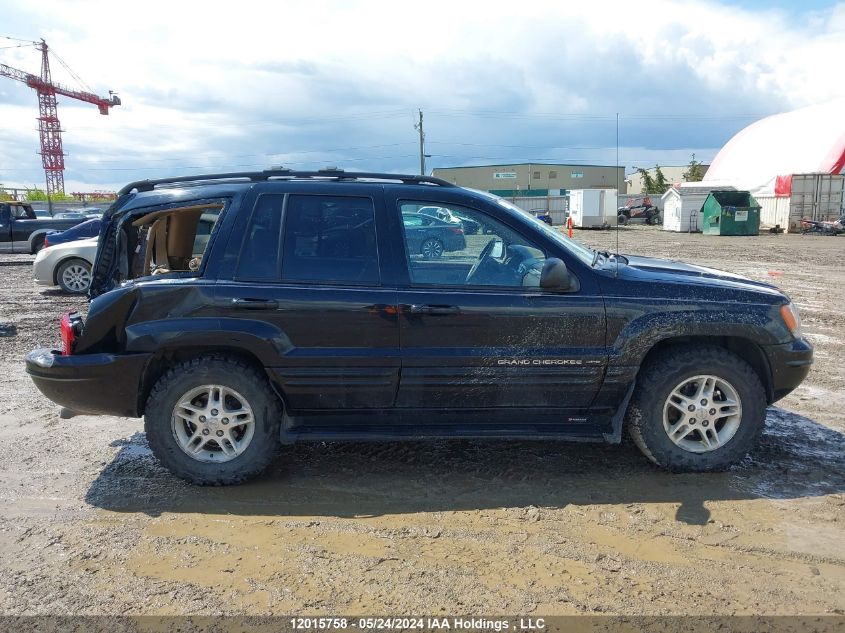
[{"xmin": 0, "ymin": 225, "xmax": 843, "ymax": 618}]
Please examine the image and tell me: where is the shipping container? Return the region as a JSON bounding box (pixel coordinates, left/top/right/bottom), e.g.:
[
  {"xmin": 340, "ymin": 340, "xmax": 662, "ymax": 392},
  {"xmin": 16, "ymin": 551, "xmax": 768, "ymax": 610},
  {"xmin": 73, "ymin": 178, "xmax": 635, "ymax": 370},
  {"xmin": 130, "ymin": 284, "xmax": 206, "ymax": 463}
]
[{"xmin": 569, "ymin": 189, "xmax": 617, "ymax": 228}]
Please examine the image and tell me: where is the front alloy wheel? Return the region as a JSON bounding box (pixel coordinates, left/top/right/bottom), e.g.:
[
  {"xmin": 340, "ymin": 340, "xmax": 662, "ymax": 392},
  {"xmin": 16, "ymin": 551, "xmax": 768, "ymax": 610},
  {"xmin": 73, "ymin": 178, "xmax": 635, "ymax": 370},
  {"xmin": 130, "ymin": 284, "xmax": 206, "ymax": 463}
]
[{"xmin": 662, "ymin": 375, "xmax": 742, "ymax": 453}]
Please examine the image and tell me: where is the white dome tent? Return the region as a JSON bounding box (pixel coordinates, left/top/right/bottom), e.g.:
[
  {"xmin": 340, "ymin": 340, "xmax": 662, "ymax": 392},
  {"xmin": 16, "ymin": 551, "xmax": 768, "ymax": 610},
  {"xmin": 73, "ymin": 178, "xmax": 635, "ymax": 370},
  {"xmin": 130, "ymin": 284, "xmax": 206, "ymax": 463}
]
[{"xmin": 703, "ymin": 100, "xmax": 845, "ymax": 231}]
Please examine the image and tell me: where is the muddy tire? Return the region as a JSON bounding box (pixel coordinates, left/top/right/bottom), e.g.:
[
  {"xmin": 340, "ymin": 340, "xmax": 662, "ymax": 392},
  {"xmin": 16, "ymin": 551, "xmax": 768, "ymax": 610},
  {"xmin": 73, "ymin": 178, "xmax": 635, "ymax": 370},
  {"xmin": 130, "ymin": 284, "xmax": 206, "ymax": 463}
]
[
  {"xmin": 144, "ymin": 356, "xmax": 282, "ymax": 485},
  {"xmin": 626, "ymin": 345, "xmax": 766, "ymax": 472}
]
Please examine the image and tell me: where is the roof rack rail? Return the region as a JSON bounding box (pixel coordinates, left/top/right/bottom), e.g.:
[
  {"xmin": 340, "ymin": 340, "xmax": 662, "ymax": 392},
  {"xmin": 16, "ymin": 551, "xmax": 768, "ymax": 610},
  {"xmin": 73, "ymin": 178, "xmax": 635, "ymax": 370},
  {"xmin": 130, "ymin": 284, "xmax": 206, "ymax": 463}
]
[{"xmin": 117, "ymin": 167, "xmax": 456, "ymax": 196}]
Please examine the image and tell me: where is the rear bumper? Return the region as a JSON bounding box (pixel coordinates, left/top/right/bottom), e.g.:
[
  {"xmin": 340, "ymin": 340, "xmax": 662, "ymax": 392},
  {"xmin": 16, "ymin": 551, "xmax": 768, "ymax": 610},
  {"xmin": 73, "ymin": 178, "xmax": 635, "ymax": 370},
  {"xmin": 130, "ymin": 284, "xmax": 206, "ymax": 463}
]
[
  {"xmin": 25, "ymin": 348, "xmax": 151, "ymax": 417},
  {"xmin": 765, "ymin": 338, "xmax": 813, "ymax": 402}
]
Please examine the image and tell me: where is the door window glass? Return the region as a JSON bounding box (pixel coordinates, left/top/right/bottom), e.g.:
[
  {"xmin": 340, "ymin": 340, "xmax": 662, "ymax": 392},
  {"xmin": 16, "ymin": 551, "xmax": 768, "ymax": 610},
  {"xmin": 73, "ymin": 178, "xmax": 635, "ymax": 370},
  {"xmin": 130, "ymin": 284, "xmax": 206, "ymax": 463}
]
[
  {"xmin": 237, "ymin": 194, "xmax": 284, "ymax": 280},
  {"xmin": 282, "ymin": 195, "xmax": 379, "ymax": 285},
  {"xmin": 398, "ymin": 202, "xmax": 547, "ymax": 288}
]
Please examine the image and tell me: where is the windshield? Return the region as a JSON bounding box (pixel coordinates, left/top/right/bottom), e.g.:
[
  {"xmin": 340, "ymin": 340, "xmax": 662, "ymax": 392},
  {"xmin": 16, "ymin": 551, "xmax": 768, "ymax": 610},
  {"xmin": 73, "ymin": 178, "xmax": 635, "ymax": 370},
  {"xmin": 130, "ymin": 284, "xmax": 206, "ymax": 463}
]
[{"xmin": 470, "ymin": 189, "xmax": 596, "ymax": 265}]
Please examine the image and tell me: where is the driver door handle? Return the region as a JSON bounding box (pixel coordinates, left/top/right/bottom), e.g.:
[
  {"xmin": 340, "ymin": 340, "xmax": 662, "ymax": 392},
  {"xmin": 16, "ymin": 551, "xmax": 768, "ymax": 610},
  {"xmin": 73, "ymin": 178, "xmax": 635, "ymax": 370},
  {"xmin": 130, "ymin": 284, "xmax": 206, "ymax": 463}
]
[
  {"xmin": 231, "ymin": 298, "xmax": 279, "ymax": 309},
  {"xmin": 408, "ymin": 304, "xmax": 461, "ymax": 316}
]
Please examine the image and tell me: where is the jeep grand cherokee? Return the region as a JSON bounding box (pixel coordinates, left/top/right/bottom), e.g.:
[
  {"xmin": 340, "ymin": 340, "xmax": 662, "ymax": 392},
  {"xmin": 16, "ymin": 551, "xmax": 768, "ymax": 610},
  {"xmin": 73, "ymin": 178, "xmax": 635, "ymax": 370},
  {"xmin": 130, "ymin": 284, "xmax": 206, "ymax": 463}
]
[{"xmin": 25, "ymin": 169, "xmax": 812, "ymax": 484}]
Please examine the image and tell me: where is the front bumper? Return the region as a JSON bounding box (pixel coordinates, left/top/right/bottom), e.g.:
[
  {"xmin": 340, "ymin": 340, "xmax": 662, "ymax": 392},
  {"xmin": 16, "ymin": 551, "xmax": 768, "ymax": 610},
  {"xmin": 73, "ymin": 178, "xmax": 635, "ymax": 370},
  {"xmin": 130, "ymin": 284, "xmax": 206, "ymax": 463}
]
[
  {"xmin": 765, "ymin": 337, "xmax": 813, "ymax": 402},
  {"xmin": 25, "ymin": 348, "xmax": 151, "ymax": 417}
]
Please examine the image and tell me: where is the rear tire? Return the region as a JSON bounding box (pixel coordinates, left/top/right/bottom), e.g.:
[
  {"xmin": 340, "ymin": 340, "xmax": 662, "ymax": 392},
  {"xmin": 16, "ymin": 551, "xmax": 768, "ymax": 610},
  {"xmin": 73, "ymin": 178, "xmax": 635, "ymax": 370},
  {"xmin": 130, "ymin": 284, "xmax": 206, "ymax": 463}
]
[
  {"xmin": 626, "ymin": 345, "xmax": 766, "ymax": 472},
  {"xmin": 144, "ymin": 356, "xmax": 282, "ymax": 485},
  {"xmin": 617, "ymin": 214, "xmax": 629, "ymax": 226},
  {"xmin": 421, "ymin": 237, "xmax": 444, "ymax": 259}
]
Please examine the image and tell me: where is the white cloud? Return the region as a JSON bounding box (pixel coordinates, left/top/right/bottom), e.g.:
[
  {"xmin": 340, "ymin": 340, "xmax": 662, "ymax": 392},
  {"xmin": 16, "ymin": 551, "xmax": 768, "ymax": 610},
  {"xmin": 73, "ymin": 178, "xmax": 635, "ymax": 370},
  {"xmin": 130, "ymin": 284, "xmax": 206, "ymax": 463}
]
[{"xmin": 1, "ymin": 0, "xmax": 844, "ymax": 189}]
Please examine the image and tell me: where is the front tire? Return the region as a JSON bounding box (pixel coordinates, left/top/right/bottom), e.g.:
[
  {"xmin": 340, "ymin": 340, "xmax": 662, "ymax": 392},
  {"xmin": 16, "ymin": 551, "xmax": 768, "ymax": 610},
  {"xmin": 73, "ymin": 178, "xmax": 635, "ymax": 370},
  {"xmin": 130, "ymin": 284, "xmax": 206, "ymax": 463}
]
[
  {"xmin": 145, "ymin": 356, "xmax": 282, "ymax": 485},
  {"xmin": 56, "ymin": 258, "xmax": 92, "ymax": 294},
  {"xmin": 626, "ymin": 345, "xmax": 766, "ymax": 472}
]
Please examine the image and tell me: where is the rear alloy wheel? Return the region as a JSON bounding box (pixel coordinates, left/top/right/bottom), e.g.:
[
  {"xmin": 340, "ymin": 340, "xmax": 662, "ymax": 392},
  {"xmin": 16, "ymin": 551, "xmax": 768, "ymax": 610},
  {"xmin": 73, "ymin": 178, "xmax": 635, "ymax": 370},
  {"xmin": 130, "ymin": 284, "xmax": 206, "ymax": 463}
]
[
  {"xmin": 57, "ymin": 258, "xmax": 92, "ymax": 294},
  {"xmin": 421, "ymin": 237, "xmax": 444, "ymax": 259},
  {"xmin": 626, "ymin": 345, "xmax": 766, "ymax": 472},
  {"xmin": 145, "ymin": 356, "xmax": 281, "ymax": 485},
  {"xmin": 171, "ymin": 384, "xmax": 256, "ymax": 463}
]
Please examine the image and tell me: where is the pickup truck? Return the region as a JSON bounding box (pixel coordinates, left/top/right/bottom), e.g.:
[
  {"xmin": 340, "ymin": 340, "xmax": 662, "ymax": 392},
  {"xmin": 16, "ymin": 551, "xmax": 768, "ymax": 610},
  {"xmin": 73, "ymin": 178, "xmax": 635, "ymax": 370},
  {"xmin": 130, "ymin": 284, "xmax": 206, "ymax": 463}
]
[{"xmin": 0, "ymin": 201, "xmax": 88, "ymax": 254}]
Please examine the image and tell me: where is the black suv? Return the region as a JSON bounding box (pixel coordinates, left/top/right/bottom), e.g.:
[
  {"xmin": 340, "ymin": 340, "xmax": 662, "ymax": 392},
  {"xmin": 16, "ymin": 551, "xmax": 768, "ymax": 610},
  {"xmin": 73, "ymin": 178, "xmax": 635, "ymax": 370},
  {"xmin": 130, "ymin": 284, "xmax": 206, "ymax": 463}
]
[{"xmin": 25, "ymin": 169, "xmax": 813, "ymax": 485}]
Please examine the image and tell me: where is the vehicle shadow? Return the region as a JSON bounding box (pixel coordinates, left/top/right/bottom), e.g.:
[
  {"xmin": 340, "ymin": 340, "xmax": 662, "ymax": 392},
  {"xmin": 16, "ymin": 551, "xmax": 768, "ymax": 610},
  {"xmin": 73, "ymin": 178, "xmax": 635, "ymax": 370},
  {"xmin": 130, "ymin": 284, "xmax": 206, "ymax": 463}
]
[{"xmin": 85, "ymin": 407, "xmax": 845, "ymax": 525}]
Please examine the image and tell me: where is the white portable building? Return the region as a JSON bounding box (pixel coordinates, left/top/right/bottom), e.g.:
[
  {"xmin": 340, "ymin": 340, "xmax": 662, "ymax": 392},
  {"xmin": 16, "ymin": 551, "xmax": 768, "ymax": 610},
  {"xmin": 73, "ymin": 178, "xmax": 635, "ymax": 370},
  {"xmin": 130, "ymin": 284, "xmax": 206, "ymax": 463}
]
[
  {"xmin": 661, "ymin": 184, "xmax": 736, "ymax": 232},
  {"xmin": 568, "ymin": 189, "xmax": 617, "ymax": 228}
]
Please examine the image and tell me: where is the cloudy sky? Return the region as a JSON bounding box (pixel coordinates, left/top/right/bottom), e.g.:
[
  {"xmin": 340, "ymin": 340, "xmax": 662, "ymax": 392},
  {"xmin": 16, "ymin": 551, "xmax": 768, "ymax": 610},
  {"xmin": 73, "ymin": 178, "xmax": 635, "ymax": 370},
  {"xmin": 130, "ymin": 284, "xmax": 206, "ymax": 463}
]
[{"xmin": 1, "ymin": 0, "xmax": 844, "ymax": 192}]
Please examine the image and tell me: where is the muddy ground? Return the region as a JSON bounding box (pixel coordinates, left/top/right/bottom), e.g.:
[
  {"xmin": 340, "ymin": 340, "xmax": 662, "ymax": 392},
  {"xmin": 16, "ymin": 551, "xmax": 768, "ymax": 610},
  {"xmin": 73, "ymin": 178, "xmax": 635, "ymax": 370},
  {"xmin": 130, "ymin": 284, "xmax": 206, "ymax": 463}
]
[{"xmin": 0, "ymin": 225, "xmax": 843, "ymax": 618}]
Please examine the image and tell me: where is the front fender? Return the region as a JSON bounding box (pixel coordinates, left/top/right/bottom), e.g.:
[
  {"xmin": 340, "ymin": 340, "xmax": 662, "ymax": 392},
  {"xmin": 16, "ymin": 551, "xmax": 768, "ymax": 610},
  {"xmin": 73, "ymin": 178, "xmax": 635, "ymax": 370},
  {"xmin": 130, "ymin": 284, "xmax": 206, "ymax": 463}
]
[{"xmin": 606, "ymin": 299, "xmax": 786, "ymax": 367}]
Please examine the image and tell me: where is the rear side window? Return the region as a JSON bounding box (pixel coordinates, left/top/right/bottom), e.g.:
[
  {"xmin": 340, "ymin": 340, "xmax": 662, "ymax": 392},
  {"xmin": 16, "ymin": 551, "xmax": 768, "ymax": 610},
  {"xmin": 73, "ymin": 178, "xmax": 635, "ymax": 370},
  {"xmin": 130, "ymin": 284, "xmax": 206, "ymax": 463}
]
[
  {"xmin": 237, "ymin": 195, "xmax": 284, "ymax": 280},
  {"xmin": 281, "ymin": 195, "xmax": 379, "ymax": 285}
]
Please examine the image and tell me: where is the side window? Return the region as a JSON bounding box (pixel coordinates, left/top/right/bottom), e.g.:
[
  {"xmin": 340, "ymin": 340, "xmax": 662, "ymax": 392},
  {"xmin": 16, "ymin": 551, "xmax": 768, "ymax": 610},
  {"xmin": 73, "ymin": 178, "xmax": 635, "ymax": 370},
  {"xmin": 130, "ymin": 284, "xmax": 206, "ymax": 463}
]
[
  {"xmin": 281, "ymin": 195, "xmax": 379, "ymax": 285},
  {"xmin": 398, "ymin": 201, "xmax": 547, "ymax": 289},
  {"xmin": 237, "ymin": 194, "xmax": 284, "ymax": 280}
]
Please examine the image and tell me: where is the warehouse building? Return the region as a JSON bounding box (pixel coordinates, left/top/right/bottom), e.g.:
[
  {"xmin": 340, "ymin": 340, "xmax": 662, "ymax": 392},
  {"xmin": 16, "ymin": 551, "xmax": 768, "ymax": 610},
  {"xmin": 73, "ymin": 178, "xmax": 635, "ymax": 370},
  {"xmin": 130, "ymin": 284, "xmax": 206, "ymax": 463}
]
[
  {"xmin": 431, "ymin": 163, "xmax": 627, "ymax": 196},
  {"xmin": 626, "ymin": 164, "xmax": 710, "ymax": 194}
]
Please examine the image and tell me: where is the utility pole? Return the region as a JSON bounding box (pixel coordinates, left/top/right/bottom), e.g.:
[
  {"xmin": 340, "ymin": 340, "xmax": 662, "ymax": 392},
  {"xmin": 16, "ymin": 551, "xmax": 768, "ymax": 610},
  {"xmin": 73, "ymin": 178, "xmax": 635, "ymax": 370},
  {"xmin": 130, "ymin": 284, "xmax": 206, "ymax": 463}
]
[{"xmin": 414, "ymin": 109, "xmax": 425, "ymax": 175}]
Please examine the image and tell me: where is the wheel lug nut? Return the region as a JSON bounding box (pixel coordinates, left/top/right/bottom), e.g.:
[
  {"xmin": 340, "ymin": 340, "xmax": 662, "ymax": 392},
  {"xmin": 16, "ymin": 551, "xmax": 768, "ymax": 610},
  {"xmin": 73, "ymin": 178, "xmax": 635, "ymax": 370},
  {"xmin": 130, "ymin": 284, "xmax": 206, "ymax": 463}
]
[
  {"xmin": 211, "ymin": 409, "xmax": 219, "ymax": 415},
  {"xmin": 709, "ymin": 408, "xmax": 716, "ymax": 415},
  {"xmin": 702, "ymin": 420, "xmax": 709, "ymax": 427},
  {"xmin": 202, "ymin": 429, "xmax": 210, "ymax": 435},
  {"xmin": 689, "ymin": 418, "xmax": 696, "ymax": 424},
  {"xmin": 199, "ymin": 415, "xmax": 206, "ymax": 422},
  {"xmin": 688, "ymin": 405, "xmax": 696, "ymax": 412},
  {"xmin": 700, "ymin": 399, "xmax": 708, "ymax": 405},
  {"xmin": 222, "ymin": 418, "xmax": 229, "ymax": 424},
  {"xmin": 216, "ymin": 430, "xmax": 224, "ymax": 437}
]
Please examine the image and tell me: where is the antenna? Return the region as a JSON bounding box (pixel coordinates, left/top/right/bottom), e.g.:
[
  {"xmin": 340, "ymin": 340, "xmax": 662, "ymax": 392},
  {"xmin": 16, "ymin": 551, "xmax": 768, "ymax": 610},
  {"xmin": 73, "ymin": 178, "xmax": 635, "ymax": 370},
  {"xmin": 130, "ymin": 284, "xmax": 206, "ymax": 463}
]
[{"xmin": 615, "ymin": 112, "xmax": 620, "ymax": 277}]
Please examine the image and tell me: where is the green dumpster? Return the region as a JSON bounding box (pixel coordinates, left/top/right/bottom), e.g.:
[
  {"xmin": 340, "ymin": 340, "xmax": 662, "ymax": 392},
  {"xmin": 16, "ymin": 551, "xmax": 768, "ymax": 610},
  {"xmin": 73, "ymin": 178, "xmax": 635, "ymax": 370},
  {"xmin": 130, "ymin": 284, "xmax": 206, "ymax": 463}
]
[{"xmin": 701, "ymin": 190, "xmax": 761, "ymax": 236}]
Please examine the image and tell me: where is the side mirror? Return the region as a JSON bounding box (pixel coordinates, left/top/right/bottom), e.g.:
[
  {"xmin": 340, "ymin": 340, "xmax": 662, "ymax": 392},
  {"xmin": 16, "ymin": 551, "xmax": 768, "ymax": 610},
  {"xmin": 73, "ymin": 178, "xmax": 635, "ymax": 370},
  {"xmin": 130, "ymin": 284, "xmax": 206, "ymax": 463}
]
[{"xmin": 540, "ymin": 257, "xmax": 571, "ymax": 290}]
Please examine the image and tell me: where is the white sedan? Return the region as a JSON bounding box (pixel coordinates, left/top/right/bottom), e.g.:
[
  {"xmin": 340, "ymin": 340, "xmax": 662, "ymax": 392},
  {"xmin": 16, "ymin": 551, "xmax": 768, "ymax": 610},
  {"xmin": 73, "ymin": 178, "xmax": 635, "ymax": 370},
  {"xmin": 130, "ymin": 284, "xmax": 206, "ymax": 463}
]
[{"xmin": 33, "ymin": 237, "xmax": 98, "ymax": 294}]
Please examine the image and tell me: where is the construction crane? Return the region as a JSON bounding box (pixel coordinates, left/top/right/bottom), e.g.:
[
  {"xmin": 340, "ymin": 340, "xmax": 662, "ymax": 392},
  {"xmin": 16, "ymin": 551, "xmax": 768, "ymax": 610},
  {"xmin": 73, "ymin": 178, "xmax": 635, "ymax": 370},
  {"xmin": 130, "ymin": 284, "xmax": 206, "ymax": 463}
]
[{"xmin": 0, "ymin": 38, "xmax": 120, "ymax": 196}]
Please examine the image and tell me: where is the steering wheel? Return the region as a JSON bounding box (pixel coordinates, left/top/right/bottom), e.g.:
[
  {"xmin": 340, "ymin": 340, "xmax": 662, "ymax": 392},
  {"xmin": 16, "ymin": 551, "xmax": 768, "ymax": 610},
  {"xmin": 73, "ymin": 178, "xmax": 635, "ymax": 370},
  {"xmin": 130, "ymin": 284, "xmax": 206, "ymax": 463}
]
[{"xmin": 465, "ymin": 238, "xmax": 499, "ymax": 284}]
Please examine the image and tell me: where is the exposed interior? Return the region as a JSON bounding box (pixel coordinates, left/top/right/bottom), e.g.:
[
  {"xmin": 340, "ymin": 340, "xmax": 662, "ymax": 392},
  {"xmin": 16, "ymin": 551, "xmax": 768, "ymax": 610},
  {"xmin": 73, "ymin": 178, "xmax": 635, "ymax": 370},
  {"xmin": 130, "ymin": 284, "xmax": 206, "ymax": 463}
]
[{"xmin": 129, "ymin": 204, "xmax": 223, "ymax": 276}]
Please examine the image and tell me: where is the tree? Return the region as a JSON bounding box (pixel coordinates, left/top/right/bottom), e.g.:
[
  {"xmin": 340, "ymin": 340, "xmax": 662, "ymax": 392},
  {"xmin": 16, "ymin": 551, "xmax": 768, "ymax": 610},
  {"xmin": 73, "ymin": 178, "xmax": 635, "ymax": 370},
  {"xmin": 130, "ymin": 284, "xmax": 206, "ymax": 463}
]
[
  {"xmin": 683, "ymin": 153, "xmax": 704, "ymax": 182},
  {"xmin": 24, "ymin": 188, "xmax": 76, "ymax": 202},
  {"xmin": 637, "ymin": 166, "xmax": 670, "ymax": 194},
  {"xmin": 653, "ymin": 166, "xmax": 670, "ymax": 194},
  {"xmin": 637, "ymin": 168, "xmax": 656, "ymax": 194}
]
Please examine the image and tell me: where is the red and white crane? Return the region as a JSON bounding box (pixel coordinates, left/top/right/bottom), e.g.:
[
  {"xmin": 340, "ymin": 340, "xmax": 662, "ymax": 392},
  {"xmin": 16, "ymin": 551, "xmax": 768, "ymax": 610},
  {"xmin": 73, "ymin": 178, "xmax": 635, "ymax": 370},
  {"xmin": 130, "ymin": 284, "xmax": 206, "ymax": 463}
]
[{"xmin": 0, "ymin": 38, "xmax": 120, "ymax": 196}]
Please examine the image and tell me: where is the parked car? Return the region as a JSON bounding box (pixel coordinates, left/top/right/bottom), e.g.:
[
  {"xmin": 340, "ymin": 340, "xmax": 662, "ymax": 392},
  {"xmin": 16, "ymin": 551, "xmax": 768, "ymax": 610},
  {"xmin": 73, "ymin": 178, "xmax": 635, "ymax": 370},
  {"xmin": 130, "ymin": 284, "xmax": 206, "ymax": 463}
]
[
  {"xmin": 32, "ymin": 237, "xmax": 98, "ymax": 294},
  {"xmin": 402, "ymin": 212, "xmax": 466, "ymax": 258},
  {"xmin": 0, "ymin": 202, "xmax": 88, "ymax": 253},
  {"xmin": 43, "ymin": 218, "xmax": 101, "ymax": 249},
  {"xmin": 418, "ymin": 205, "xmax": 481, "ymax": 235},
  {"xmin": 53, "ymin": 212, "xmax": 88, "ymax": 220},
  {"xmin": 25, "ymin": 168, "xmax": 812, "ymax": 485}
]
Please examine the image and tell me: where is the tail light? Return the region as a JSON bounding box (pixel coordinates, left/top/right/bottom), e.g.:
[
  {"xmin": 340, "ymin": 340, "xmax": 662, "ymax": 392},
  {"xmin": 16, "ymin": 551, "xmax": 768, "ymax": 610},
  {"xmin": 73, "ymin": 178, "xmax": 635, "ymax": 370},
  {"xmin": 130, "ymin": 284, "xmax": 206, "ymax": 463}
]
[
  {"xmin": 43, "ymin": 236, "xmax": 50, "ymax": 248},
  {"xmin": 60, "ymin": 312, "xmax": 83, "ymax": 355},
  {"xmin": 448, "ymin": 226, "xmax": 464, "ymax": 235}
]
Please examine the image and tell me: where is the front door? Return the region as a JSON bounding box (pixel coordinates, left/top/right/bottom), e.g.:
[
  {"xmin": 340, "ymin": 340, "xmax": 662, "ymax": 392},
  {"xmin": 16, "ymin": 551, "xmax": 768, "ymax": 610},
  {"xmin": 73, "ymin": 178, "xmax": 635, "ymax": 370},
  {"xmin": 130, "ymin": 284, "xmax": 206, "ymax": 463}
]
[
  {"xmin": 214, "ymin": 190, "xmax": 400, "ymax": 413},
  {"xmin": 391, "ymin": 199, "xmax": 607, "ymax": 415}
]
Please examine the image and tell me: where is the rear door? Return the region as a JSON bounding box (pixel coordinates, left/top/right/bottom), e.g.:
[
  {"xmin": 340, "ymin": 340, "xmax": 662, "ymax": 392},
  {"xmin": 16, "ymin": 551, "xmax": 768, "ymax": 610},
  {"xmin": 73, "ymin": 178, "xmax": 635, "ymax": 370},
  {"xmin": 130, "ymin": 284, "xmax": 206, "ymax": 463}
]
[
  {"xmin": 387, "ymin": 192, "xmax": 607, "ymax": 419},
  {"xmin": 214, "ymin": 185, "xmax": 400, "ymax": 413}
]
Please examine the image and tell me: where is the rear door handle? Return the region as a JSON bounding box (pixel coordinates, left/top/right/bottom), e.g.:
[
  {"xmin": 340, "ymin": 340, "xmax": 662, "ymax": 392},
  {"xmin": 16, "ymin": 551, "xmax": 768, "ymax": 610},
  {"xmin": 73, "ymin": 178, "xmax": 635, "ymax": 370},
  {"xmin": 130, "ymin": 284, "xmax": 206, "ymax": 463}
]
[
  {"xmin": 409, "ymin": 304, "xmax": 461, "ymax": 316},
  {"xmin": 231, "ymin": 298, "xmax": 279, "ymax": 310}
]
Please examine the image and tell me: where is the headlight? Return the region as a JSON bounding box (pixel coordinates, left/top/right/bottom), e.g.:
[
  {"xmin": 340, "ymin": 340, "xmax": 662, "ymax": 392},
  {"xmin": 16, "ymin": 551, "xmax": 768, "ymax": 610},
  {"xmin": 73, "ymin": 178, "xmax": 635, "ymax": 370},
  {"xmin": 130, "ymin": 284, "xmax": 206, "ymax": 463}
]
[{"xmin": 779, "ymin": 302, "xmax": 802, "ymax": 338}]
